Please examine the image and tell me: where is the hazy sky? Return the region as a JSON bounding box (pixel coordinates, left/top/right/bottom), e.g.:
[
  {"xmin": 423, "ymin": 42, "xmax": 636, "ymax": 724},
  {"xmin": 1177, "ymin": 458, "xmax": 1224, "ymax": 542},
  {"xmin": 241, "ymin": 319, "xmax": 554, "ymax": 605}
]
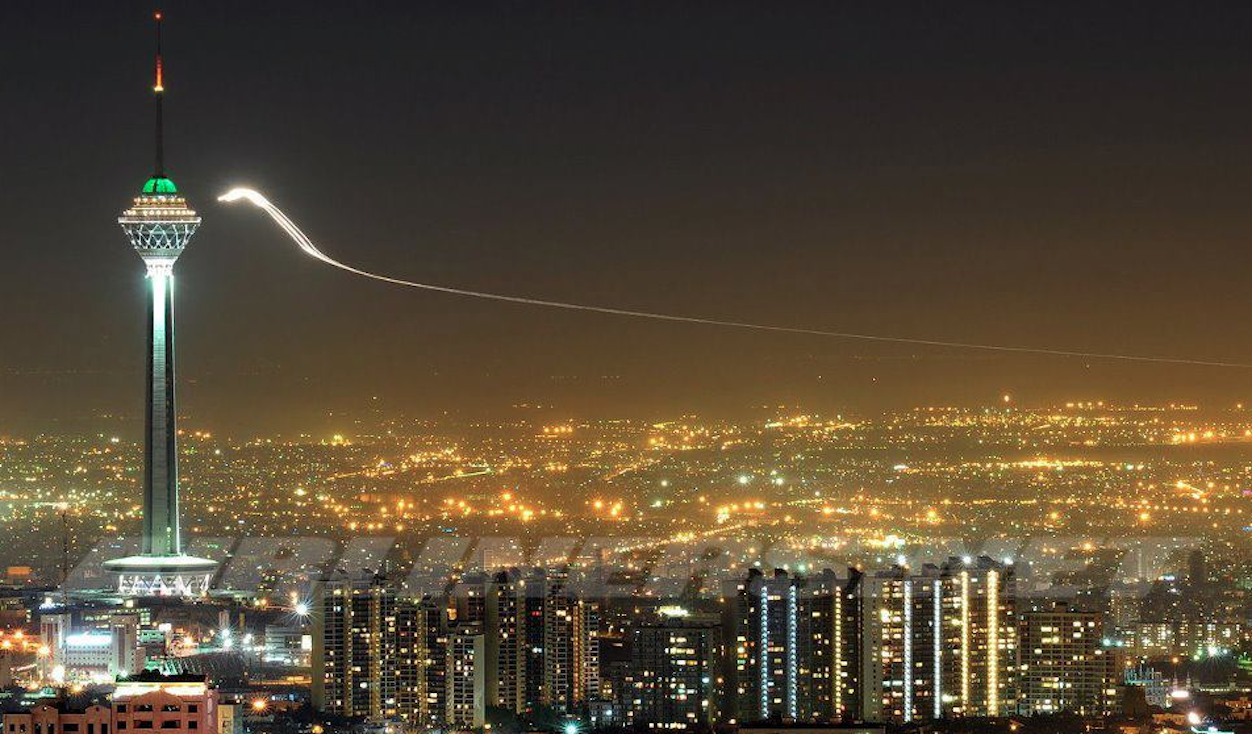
[{"xmin": 3, "ymin": 1, "xmax": 1252, "ymax": 433}]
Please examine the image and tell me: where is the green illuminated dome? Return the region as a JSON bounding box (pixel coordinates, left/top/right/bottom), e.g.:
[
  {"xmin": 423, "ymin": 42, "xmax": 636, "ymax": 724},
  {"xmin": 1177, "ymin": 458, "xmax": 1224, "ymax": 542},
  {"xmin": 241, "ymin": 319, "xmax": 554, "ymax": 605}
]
[{"xmin": 142, "ymin": 177, "xmax": 178, "ymax": 194}]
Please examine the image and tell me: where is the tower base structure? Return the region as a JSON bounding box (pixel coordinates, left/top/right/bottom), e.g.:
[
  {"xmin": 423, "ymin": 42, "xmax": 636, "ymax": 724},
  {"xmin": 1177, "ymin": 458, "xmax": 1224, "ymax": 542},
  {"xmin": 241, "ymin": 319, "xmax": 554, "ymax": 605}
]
[{"xmin": 102, "ymin": 555, "xmax": 217, "ymax": 597}]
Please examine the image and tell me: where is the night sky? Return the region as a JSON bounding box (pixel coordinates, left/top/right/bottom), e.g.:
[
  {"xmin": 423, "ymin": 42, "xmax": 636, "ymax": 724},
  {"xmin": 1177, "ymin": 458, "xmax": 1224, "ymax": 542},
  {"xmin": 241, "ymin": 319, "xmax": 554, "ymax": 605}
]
[{"xmin": 4, "ymin": 1, "xmax": 1252, "ymax": 433}]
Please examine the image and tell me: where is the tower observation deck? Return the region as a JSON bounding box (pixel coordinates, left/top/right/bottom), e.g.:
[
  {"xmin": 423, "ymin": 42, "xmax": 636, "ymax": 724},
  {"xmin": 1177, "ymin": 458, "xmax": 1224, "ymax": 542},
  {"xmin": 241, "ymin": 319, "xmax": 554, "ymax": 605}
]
[{"xmin": 102, "ymin": 12, "xmax": 216, "ymax": 596}]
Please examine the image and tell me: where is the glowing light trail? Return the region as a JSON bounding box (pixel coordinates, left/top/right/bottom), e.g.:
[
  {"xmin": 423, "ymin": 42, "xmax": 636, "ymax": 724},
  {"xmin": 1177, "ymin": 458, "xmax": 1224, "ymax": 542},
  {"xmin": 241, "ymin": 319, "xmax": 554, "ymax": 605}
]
[{"xmin": 219, "ymin": 187, "xmax": 1250, "ymax": 368}]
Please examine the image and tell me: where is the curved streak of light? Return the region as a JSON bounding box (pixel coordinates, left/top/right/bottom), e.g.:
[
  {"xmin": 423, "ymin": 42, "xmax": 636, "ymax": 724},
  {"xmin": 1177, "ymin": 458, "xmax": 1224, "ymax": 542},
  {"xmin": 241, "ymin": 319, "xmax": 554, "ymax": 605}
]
[{"xmin": 218, "ymin": 187, "xmax": 1250, "ymax": 368}]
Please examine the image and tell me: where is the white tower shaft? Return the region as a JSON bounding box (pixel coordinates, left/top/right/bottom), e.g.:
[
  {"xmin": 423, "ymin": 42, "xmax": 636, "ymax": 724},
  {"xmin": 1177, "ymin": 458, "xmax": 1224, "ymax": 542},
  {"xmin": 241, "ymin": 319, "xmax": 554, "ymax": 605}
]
[{"xmin": 144, "ymin": 271, "xmax": 180, "ymax": 555}]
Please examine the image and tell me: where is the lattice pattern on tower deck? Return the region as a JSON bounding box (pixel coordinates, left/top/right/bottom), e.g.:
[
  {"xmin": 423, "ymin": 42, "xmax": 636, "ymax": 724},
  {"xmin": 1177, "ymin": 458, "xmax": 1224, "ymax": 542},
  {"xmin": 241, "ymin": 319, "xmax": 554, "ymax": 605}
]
[{"xmin": 121, "ymin": 221, "xmax": 200, "ymax": 251}]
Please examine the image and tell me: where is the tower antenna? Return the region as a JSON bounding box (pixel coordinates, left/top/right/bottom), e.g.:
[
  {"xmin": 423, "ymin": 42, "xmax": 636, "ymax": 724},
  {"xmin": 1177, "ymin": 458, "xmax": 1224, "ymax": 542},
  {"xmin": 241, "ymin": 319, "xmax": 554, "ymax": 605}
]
[{"xmin": 153, "ymin": 11, "xmax": 165, "ymax": 177}]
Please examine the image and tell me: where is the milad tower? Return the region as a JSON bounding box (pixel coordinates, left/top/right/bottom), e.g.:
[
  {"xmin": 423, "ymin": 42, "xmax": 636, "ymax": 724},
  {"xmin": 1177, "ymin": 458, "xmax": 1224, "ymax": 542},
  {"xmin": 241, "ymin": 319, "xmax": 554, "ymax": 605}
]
[{"xmin": 102, "ymin": 13, "xmax": 216, "ymax": 596}]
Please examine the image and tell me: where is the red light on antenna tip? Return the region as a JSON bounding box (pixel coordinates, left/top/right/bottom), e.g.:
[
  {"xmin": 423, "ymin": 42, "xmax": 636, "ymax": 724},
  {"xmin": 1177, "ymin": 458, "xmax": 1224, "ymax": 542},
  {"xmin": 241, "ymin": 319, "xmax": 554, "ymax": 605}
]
[{"xmin": 155, "ymin": 11, "xmax": 162, "ymax": 20}]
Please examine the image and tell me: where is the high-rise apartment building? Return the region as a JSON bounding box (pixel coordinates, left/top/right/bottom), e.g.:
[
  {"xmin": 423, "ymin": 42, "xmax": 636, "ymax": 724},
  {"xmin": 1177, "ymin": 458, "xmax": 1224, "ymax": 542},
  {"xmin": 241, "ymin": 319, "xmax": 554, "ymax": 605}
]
[
  {"xmin": 627, "ymin": 608, "xmax": 722, "ymax": 730},
  {"xmin": 940, "ymin": 557, "xmax": 1018, "ymax": 718},
  {"xmin": 1019, "ymin": 602, "xmax": 1118, "ymax": 716},
  {"xmin": 446, "ymin": 625, "xmax": 487, "ymax": 729},
  {"xmin": 312, "ymin": 578, "xmax": 397, "ymax": 720},
  {"xmin": 860, "ymin": 565, "xmax": 943, "ymax": 723},
  {"xmin": 541, "ymin": 573, "xmax": 600, "ymax": 712},
  {"xmin": 453, "ymin": 571, "xmax": 527, "ymax": 713},
  {"xmin": 724, "ymin": 568, "xmax": 861, "ymax": 724}
]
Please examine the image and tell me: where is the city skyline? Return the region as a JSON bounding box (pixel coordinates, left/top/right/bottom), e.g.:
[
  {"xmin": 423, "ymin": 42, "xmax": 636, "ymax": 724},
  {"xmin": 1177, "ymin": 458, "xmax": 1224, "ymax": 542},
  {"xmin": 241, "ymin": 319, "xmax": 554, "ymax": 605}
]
[{"xmin": 5, "ymin": 4, "xmax": 1252, "ymax": 734}]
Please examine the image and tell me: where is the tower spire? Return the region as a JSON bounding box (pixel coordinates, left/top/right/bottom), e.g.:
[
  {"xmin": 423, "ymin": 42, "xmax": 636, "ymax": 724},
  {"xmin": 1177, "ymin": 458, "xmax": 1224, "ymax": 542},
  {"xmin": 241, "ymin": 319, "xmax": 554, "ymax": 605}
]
[{"xmin": 153, "ymin": 11, "xmax": 165, "ymax": 178}]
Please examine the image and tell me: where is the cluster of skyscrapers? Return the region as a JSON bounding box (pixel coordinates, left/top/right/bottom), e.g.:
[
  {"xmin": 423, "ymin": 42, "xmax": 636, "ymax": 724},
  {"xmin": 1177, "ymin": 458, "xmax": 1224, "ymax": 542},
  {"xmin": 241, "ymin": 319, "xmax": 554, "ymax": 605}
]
[
  {"xmin": 314, "ymin": 568, "xmax": 599, "ymax": 730},
  {"xmin": 313, "ymin": 557, "xmax": 1123, "ymax": 730}
]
